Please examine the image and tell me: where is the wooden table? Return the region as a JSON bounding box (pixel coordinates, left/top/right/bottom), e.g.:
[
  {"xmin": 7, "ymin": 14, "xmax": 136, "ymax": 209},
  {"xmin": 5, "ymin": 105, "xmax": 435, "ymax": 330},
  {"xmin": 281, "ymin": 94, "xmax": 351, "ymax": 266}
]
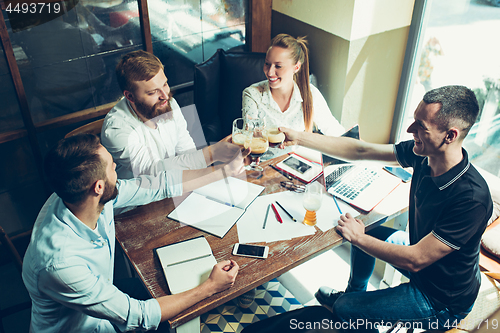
[{"xmin": 114, "ymin": 156, "xmax": 410, "ymax": 329}]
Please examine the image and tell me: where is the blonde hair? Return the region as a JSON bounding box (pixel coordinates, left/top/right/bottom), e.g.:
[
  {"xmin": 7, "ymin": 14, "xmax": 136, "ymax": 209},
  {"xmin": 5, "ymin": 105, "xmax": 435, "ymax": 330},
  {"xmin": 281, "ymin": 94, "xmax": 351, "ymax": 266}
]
[{"xmin": 269, "ymin": 34, "xmax": 313, "ymax": 132}]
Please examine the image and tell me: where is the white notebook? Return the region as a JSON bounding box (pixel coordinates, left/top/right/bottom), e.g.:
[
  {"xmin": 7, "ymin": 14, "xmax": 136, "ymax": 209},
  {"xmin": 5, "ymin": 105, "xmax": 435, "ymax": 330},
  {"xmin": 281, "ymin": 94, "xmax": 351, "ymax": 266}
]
[
  {"xmin": 156, "ymin": 236, "xmax": 216, "ymax": 294},
  {"xmin": 168, "ymin": 177, "xmax": 264, "ymax": 238}
]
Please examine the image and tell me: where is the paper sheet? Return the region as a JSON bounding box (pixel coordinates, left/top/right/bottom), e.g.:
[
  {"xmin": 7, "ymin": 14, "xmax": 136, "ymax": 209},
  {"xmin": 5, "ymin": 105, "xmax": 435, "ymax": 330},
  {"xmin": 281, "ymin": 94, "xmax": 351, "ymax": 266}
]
[
  {"xmin": 315, "ymin": 194, "xmax": 359, "ymax": 232},
  {"xmin": 236, "ymin": 191, "xmax": 315, "ymax": 243},
  {"xmin": 236, "ymin": 191, "xmax": 360, "ymax": 243}
]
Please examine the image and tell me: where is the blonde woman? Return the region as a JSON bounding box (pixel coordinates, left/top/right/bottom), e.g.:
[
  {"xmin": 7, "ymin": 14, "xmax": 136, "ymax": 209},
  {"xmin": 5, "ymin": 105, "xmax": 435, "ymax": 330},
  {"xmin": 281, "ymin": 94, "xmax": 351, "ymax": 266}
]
[{"xmin": 242, "ymin": 34, "xmax": 344, "ymax": 136}]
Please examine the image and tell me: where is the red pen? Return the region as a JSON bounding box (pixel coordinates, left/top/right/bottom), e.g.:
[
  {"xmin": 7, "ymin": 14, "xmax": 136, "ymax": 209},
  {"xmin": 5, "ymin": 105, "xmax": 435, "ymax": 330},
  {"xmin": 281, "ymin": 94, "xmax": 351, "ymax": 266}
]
[{"xmin": 271, "ymin": 203, "xmax": 283, "ymax": 223}]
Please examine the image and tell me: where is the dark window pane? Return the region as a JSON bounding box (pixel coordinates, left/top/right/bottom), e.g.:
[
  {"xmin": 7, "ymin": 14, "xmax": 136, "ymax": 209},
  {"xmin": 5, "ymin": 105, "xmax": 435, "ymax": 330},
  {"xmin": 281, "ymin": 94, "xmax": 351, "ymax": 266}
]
[
  {"xmin": 0, "ymin": 40, "xmax": 24, "ymax": 132},
  {"xmin": 201, "ymin": 24, "xmax": 246, "ymax": 60},
  {"xmin": 7, "ymin": 0, "xmax": 142, "ymax": 123},
  {"xmin": 76, "ymin": 0, "xmax": 142, "ymax": 53},
  {"xmin": 148, "ymin": 0, "xmax": 246, "ymax": 87},
  {"xmin": 152, "ymin": 37, "xmax": 203, "ymax": 86}
]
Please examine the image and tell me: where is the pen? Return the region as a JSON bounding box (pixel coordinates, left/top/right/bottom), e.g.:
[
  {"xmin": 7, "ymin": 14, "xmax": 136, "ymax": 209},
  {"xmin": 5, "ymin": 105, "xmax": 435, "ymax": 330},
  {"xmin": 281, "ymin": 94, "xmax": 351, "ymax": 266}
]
[
  {"xmin": 333, "ymin": 196, "xmax": 342, "ymax": 215},
  {"xmin": 206, "ymin": 196, "xmax": 235, "ymax": 207},
  {"xmin": 275, "ymin": 201, "xmax": 297, "ymax": 222},
  {"xmin": 270, "ymin": 164, "xmax": 292, "ymax": 180},
  {"xmin": 167, "ymin": 253, "xmax": 212, "ymax": 267},
  {"xmin": 271, "ymin": 203, "xmax": 283, "ymax": 223},
  {"xmin": 263, "ymin": 204, "xmax": 271, "ymax": 229}
]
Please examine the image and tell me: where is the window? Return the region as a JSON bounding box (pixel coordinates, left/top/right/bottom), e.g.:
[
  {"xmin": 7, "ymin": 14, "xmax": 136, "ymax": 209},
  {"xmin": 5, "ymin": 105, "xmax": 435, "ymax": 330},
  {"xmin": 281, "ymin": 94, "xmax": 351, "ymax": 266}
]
[
  {"xmin": 396, "ymin": 0, "xmax": 500, "ymax": 176},
  {"xmin": 0, "ymin": 0, "xmax": 248, "ymax": 235},
  {"xmin": 148, "ymin": 0, "xmax": 247, "ymax": 85}
]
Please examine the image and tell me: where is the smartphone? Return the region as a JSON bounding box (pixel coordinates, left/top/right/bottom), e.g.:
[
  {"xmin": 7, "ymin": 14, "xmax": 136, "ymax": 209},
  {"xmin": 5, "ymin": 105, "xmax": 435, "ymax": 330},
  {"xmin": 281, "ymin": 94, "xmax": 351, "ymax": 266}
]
[
  {"xmin": 282, "ymin": 156, "xmax": 312, "ymax": 174},
  {"xmin": 383, "ymin": 166, "xmax": 412, "ymax": 183},
  {"xmin": 232, "ymin": 243, "xmax": 269, "ymax": 259}
]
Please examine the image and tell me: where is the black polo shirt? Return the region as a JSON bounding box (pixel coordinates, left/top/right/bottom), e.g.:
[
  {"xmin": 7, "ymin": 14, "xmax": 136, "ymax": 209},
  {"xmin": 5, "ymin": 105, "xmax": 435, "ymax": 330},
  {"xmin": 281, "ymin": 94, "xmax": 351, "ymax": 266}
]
[{"xmin": 395, "ymin": 140, "xmax": 492, "ymax": 313}]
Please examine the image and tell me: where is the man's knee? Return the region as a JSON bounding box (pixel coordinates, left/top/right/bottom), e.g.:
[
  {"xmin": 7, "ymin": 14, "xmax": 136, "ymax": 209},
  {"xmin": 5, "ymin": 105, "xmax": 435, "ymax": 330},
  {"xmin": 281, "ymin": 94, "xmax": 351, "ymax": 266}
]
[{"xmin": 331, "ymin": 292, "xmax": 354, "ymax": 320}]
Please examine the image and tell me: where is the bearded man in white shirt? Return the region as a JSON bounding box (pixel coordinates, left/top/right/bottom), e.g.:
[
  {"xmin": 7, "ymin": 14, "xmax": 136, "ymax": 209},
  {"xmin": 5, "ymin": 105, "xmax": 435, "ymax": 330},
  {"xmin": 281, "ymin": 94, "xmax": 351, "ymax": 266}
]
[{"xmin": 102, "ymin": 50, "xmax": 240, "ymax": 179}]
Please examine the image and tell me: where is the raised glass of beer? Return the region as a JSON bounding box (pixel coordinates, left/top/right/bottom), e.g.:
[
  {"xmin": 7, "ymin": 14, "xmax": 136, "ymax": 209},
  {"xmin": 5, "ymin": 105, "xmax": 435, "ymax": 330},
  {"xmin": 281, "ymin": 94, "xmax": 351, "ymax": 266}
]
[
  {"xmin": 244, "ymin": 118, "xmax": 268, "ymax": 172},
  {"xmin": 267, "ymin": 127, "xmax": 285, "ymax": 148},
  {"xmin": 232, "ymin": 118, "xmax": 250, "ymax": 147}
]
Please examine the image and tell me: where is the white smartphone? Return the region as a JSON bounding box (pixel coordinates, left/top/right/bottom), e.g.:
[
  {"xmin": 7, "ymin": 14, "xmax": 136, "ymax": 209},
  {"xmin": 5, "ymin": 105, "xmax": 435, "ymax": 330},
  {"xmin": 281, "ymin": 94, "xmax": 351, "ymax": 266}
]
[{"xmin": 232, "ymin": 243, "xmax": 269, "ymax": 259}]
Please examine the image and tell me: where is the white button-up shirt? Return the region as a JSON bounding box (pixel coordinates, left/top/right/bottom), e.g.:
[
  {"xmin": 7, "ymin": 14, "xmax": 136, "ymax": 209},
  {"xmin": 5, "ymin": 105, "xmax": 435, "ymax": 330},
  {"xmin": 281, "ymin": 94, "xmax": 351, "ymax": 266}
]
[{"xmin": 101, "ymin": 98, "xmax": 207, "ymax": 179}]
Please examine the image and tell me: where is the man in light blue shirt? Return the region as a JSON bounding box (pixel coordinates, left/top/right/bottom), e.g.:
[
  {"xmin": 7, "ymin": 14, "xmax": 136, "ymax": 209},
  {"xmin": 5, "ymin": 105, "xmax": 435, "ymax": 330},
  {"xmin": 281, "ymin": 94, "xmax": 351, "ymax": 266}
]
[{"xmin": 23, "ymin": 134, "xmax": 243, "ymax": 332}]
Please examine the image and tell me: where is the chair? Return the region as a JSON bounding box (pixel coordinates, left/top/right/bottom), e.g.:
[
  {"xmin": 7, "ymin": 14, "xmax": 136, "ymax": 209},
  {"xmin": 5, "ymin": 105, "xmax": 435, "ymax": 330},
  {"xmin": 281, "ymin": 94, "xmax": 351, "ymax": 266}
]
[
  {"xmin": 479, "ymin": 216, "xmax": 500, "ymax": 281},
  {"xmin": 194, "ymin": 48, "xmax": 267, "ymax": 144},
  {"xmin": 65, "ymin": 118, "xmax": 105, "ymax": 139},
  {"xmin": 0, "ymin": 226, "xmax": 32, "ymax": 333}
]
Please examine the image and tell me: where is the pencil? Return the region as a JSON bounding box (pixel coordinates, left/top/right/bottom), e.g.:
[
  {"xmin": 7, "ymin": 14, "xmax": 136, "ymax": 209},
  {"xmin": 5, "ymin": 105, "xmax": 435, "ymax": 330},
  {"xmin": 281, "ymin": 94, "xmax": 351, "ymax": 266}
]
[
  {"xmin": 263, "ymin": 204, "xmax": 271, "ymax": 229},
  {"xmin": 275, "ymin": 201, "xmax": 297, "ymax": 222},
  {"xmin": 333, "ymin": 196, "xmax": 342, "ymax": 215}
]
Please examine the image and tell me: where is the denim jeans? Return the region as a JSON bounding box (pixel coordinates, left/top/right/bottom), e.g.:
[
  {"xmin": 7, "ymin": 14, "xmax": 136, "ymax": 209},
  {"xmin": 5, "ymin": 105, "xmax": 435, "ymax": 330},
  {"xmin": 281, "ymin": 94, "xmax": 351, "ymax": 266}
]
[{"xmin": 333, "ymin": 226, "xmax": 472, "ymax": 332}]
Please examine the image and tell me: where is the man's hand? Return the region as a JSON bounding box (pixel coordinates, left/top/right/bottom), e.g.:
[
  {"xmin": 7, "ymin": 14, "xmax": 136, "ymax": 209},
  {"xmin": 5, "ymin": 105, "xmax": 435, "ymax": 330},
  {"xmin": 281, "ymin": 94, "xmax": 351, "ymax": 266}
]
[
  {"xmin": 206, "ymin": 137, "xmax": 243, "ymax": 164},
  {"xmin": 335, "ymin": 212, "xmax": 365, "ymax": 244},
  {"xmin": 222, "ymin": 147, "xmax": 251, "ymax": 177},
  {"xmin": 278, "ymin": 127, "xmax": 301, "ymax": 148},
  {"xmin": 206, "ymin": 260, "xmax": 239, "ymax": 294},
  {"xmin": 157, "ymin": 259, "xmax": 239, "ymax": 321},
  {"xmin": 223, "ymin": 134, "xmax": 253, "ymax": 165}
]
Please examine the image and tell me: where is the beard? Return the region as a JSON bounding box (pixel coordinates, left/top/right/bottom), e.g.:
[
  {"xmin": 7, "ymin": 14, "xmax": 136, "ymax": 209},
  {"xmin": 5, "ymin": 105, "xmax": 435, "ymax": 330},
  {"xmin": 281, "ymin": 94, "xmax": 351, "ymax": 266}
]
[
  {"xmin": 134, "ymin": 92, "xmax": 174, "ymax": 120},
  {"xmin": 99, "ymin": 179, "xmax": 118, "ymax": 205}
]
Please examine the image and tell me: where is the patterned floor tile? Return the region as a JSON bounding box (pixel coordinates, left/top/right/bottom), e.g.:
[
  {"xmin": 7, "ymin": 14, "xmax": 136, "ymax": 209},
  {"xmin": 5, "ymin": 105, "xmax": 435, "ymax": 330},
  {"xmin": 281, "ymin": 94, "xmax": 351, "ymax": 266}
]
[
  {"xmin": 200, "ymin": 314, "xmax": 234, "ymax": 333},
  {"xmin": 201, "ymin": 278, "xmax": 304, "ymax": 332}
]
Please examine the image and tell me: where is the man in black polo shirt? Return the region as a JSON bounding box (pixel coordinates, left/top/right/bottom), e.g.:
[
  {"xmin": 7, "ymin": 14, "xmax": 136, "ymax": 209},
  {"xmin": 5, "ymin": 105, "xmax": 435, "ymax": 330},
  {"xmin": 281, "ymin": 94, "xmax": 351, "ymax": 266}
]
[{"xmin": 241, "ymin": 85, "xmax": 493, "ymax": 333}]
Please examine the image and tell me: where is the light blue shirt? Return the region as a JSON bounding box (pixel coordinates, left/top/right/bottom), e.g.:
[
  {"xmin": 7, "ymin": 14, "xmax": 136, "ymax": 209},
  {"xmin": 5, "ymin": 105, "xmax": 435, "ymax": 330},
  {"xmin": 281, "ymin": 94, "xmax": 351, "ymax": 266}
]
[{"xmin": 22, "ymin": 173, "xmax": 182, "ymax": 333}]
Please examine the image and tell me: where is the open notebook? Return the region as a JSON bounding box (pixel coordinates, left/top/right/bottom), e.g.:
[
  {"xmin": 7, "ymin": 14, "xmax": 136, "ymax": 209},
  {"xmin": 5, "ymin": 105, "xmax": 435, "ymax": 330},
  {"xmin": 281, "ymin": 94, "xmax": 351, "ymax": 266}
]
[{"xmin": 168, "ymin": 177, "xmax": 264, "ymax": 238}]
